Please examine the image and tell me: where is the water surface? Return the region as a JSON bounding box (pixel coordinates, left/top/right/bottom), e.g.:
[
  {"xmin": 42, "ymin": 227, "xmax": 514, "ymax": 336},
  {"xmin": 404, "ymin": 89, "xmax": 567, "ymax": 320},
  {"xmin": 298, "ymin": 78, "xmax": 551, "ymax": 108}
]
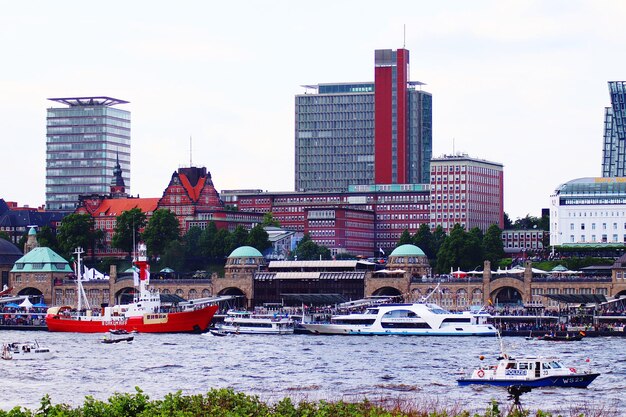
[{"xmin": 0, "ymin": 331, "xmax": 620, "ymax": 414}]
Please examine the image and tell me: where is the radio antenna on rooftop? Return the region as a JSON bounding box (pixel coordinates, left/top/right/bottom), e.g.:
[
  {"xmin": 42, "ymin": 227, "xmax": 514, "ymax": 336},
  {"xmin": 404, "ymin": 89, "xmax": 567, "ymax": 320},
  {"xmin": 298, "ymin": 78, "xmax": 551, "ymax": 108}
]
[
  {"xmin": 189, "ymin": 135, "xmax": 193, "ymax": 167},
  {"xmin": 403, "ymin": 24, "xmax": 406, "ymax": 48}
]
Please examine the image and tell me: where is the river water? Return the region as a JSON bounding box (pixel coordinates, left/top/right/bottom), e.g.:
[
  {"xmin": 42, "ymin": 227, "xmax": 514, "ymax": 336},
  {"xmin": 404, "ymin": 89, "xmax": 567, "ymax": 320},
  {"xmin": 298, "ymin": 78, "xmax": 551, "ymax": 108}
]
[{"xmin": 0, "ymin": 331, "xmax": 622, "ymax": 415}]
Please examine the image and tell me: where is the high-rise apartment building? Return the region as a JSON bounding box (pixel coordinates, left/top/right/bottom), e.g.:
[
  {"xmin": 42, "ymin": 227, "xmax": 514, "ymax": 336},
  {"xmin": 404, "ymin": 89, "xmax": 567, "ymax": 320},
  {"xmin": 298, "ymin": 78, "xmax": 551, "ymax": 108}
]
[
  {"xmin": 295, "ymin": 48, "xmax": 432, "ymax": 192},
  {"xmin": 429, "ymin": 154, "xmax": 504, "ymax": 233},
  {"xmin": 602, "ymin": 81, "xmax": 626, "ymax": 177},
  {"xmin": 46, "ymin": 97, "xmax": 131, "ymax": 211}
]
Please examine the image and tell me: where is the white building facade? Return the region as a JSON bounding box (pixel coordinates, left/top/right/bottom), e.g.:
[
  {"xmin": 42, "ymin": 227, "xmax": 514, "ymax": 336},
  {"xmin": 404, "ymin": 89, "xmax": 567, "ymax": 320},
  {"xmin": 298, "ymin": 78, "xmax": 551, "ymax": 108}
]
[{"xmin": 550, "ymin": 177, "xmax": 626, "ymax": 246}]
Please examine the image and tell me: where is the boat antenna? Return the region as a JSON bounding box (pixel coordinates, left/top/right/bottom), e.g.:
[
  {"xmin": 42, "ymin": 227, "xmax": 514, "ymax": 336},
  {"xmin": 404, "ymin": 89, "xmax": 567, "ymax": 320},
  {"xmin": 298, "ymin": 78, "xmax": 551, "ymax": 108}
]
[
  {"xmin": 132, "ymin": 218, "xmax": 136, "ymax": 262},
  {"xmin": 74, "ymin": 247, "xmax": 91, "ymax": 312}
]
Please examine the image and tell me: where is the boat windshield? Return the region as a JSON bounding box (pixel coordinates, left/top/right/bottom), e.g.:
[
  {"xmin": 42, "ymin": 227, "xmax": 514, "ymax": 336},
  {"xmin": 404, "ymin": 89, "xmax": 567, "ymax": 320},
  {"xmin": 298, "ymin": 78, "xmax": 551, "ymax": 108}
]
[
  {"xmin": 364, "ymin": 308, "xmax": 379, "ymax": 315},
  {"xmin": 548, "ymin": 361, "xmax": 562, "ymax": 369}
]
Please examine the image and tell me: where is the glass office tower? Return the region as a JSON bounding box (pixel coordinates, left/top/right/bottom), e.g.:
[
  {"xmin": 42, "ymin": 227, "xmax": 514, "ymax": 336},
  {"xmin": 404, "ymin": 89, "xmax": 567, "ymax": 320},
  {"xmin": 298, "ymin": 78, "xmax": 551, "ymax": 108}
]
[
  {"xmin": 294, "ymin": 49, "xmax": 432, "ymax": 192},
  {"xmin": 46, "ymin": 97, "xmax": 130, "ymax": 211},
  {"xmin": 602, "ymin": 82, "xmax": 626, "ymax": 177}
]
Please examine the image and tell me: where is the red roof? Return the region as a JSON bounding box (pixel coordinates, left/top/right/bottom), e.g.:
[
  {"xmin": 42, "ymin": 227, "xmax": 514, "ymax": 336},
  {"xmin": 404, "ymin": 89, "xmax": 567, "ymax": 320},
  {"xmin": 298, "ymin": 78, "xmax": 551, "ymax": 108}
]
[
  {"xmin": 179, "ymin": 173, "xmax": 207, "ymax": 202},
  {"xmin": 91, "ymin": 198, "xmax": 160, "ymax": 217}
]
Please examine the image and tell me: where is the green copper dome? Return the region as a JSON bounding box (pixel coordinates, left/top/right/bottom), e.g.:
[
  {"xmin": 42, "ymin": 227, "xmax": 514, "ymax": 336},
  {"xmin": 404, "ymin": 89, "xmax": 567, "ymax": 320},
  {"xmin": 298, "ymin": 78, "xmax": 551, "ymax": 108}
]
[
  {"xmin": 389, "ymin": 244, "xmax": 426, "ymax": 257},
  {"xmin": 28, "ymin": 227, "xmax": 37, "ymax": 236},
  {"xmin": 228, "ymin": 246, "xmax": 263, "ymax": 258}
]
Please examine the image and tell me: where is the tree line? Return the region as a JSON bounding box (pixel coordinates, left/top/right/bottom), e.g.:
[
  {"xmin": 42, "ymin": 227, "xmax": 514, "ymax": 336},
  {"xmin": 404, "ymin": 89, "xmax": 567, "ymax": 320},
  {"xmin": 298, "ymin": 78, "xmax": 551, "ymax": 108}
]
[
  {"xmin": 27, "ymin": 209, "xmax": 275, "ymax": 273},
  {"xmin": 396, "ymin": 223, "xmax": 505, "ymax": 274},
  {"xmin": 9, "ymin": 207, "xmax": 508, "ymax": 275}
]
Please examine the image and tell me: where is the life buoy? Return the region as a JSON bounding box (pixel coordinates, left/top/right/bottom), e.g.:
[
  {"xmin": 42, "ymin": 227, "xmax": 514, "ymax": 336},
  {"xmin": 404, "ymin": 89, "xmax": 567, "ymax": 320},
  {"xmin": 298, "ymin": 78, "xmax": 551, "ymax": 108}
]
[
  {"xmin": 477, "ymin": 369, "xmax": 485, "ymax": 378},
  {"xmin": 569, "ymin": 368, "xmax": 576, "ymax": 374}
]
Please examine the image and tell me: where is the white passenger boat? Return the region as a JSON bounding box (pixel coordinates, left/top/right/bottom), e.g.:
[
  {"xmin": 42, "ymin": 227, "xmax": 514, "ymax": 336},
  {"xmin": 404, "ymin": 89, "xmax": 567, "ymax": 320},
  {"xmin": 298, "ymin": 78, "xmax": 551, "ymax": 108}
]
[
  {"xmin": 1, "ymin": 341, "xmax": 53, "ymax": 360},
  {"xmin": 300, "ymin": 303, "xmax": 497, "ymax": 336},
  {"xmin": 218, "ymin": 310, "xmax": 295, "ymax": 334}
]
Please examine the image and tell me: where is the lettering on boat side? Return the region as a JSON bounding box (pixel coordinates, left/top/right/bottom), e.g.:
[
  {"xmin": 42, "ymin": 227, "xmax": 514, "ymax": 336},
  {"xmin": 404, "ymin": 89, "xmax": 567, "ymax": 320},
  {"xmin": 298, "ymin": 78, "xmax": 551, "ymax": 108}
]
[
  {"xmin": 505, "ymin": 370, "xmax": 527, "ymax": 376},
  {"xmin": 563, "ymin": 377, "xmax": 585, "ymax": 384},
  {"xmin": 103, "ymin": 320, "xmax": 127, "ymax": 326},
  {"xmin": 144, "ymin": 313, "xmax": 168, "ymax": 324}
]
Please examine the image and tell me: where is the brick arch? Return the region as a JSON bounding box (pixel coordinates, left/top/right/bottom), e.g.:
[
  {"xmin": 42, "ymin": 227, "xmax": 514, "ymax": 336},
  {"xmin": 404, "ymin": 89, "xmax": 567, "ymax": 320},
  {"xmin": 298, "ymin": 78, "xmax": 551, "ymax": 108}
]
[
  {"xmin": 17, "ymin": 287, "xmax": 44, "ymax": 297},
  {"xmin": 489, "ymin": 278, "xmax": 526, "ymax": 305},
  {"xmin": 371, "ymin": 286, "xmax": 403, "ymax": 298},
  {"xmin": 217, "ymin": 287, "xmax": 246, "ymax": 296},
  {"xmin": 115, "ymin": 286, "xmax": 136, "ymax": 304},
  {"xmin": 489, "ymin": 277, "xmax": 525, "ymax": 294},
  {"xmin": 217, "ymin": 287, "xmax": 248, "ymax": 308}
]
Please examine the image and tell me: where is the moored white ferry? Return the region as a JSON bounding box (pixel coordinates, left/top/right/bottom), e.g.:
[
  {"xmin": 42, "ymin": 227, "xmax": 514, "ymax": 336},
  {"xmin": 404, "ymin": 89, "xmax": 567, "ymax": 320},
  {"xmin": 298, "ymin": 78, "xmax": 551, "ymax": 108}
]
[
  {"xmin": 300, "ymin": 303, "xmax": 497, "ymax": 336},
  {"xmin": 218, "ymin": 310, "xmax": 295, "ymax": 335}
]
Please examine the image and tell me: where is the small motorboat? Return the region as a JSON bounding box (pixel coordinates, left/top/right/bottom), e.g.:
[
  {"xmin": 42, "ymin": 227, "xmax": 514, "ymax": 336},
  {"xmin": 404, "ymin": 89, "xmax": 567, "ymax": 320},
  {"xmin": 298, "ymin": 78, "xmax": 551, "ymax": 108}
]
[
  {"xmin": 2, "ymin": 341, "xmax": 53, "ymax": 360},
  {"xmin": 535, "ymin": 333, "xmax": 584, "ymax": 342},
  {"xmin": 101, "ymin": 329, "xmax": 134, "ymax": 344},
  {"xmin": 208, "ymin": 328, "xmax": 230, "ymax": 337}
]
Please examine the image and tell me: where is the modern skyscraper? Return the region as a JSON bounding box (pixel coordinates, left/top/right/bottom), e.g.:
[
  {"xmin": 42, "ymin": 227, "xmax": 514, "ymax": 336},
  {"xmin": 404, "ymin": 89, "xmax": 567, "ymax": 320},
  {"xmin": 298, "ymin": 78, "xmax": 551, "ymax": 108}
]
[
  {"xmin": 45, "ymin": 97, "xmax": 131, "ymax": 211},
  {"xmin": 602, "ymin": 81, "xmax": 626, "ymax": 177},
  {"xmin": 295, "ymin": 48, "xmax": 432, "ymax": 192}
]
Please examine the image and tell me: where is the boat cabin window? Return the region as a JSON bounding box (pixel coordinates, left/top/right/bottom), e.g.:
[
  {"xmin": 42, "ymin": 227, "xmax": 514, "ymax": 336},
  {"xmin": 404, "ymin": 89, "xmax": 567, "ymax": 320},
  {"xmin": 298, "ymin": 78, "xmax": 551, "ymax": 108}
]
[
  {"xmin": 505, "ymin": 362, "xmax": 516, "ymax": 369},
  {"xmin": 518, "ymin": 362, "xmax": 530, "ymax": 370},
  {"xmin": 365, "ymin": 309, "xmax": 379, "ymax": 315},
  {"xmin": 383, "ymin": 309, "xmax": 417, "ymax": 318},
  {"xmin": 548, "ymin": 361, "xmax": 562, "ymax": 369},
  {"xmin": 542, "ymin": 362, "xmax": 552, "ymax": 370}
]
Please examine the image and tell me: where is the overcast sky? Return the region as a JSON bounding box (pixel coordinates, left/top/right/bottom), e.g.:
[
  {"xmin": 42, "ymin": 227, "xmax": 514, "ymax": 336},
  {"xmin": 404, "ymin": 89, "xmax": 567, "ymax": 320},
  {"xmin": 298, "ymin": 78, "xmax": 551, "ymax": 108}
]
[{"xmin": 2, "ymin": 1, "xmax": 625, "ymax": 221}]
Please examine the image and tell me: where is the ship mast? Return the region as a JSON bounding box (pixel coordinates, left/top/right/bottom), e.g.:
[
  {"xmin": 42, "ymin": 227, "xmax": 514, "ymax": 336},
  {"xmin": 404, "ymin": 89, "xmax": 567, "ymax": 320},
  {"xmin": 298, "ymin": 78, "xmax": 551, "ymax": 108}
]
[{"xmin": 74, "ymin": 247, "xmax": 91, "ymax": 311}]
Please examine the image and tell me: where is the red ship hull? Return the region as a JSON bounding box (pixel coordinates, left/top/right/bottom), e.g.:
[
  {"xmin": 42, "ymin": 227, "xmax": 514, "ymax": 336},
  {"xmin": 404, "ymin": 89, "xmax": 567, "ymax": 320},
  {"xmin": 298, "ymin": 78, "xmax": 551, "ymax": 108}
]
[{"xmin": 45, "ymin": 304, "xmax": 218, "ymax": 334}]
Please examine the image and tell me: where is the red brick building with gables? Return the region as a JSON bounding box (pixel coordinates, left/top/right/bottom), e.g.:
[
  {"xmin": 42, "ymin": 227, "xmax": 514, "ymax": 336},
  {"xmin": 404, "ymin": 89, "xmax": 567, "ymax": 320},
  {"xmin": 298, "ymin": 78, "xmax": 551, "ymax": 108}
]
[{"xmin": 76, "ymin": 165, "xmax": 263, "ymax": 258}]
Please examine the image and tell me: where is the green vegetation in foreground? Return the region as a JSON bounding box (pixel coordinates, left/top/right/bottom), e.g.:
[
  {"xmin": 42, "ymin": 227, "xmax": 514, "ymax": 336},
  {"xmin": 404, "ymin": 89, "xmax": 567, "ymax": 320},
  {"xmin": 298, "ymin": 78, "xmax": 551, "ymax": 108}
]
[{"xmin": 0, "ymin": 387, "xmax": 603, "ymax": 417}]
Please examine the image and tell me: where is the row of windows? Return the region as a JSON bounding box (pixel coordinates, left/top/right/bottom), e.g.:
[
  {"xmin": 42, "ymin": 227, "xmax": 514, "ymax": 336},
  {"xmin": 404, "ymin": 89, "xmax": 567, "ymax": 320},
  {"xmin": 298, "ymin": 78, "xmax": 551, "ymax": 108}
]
[
  {"xmin": 345, "ymin": 231, "xmax": 375, "ymax": 239},
  {"xmin": 567, "ymin": 211, "xmax": 626, "ymax": 218},
  {"xmin": 562, "ymin": 198, "xmax": 626, "ymax": 205},
  {"xmin": 502, "ymin": 233, "xmax": 544, "ymax": 239},
  {"xmin": 506, "ymin": 242, "xmax": 543, "ymax": 248},
  {"xmin": 298, "ymin": 121, "xmax": 375, "ymax": 130},
  {"xmin": 297, "ymin": 94, "xmax": 373, "ymax": 105},
  {"xmin": 569, "ymin": 235, "xmax": 626, "ymax": 243},
  {"xmin": 47, "ymin": 156, "xmax": 130, "ymax": 168},
  {"xmin": 47, "ymin": 125, "xmax": 130, "ymax": 136},
  {"xmin": 432, "ymin": 213, "xmax": 466, "ymax": 220},
  {"xmin": 572, "ymin": 222, "xmax": 625, "ymax": 230},
  {"xmin": 297, "ymin": 111, "xmax": 373, "ymax": 122},
  {"xmin": 433, "ymin": 203, "xmax": 466, "ymax": 210}
]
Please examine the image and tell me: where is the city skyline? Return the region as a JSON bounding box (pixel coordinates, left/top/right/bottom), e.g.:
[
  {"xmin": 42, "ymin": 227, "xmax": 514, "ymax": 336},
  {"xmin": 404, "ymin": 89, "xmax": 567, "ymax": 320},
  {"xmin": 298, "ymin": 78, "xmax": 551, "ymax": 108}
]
[{"xmin": 1, "ymin": 1, "xmax": 625, "ymax": 220}]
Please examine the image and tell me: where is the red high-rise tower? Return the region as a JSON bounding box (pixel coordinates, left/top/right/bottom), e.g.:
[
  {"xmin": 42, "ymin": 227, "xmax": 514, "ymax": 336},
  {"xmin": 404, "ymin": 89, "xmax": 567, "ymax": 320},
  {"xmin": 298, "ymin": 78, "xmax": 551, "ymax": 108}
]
[{"xmin": 374, "ymin": 48, "xmax": 410, "ymax": 184}]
